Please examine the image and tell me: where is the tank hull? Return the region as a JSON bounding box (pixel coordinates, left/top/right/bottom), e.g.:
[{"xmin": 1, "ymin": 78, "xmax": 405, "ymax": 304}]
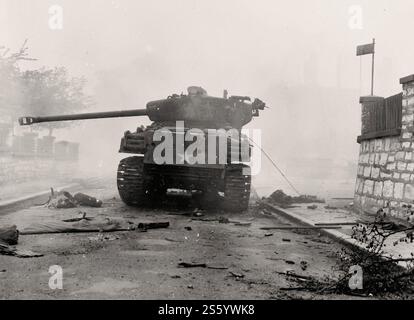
[{"xmin": 117, "ymin": 156, "xmax": 251, "ymax": 211}]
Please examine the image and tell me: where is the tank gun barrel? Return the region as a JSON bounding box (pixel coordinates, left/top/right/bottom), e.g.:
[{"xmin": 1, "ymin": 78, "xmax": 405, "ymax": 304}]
[{"xmin": 19, "ymin": 108, "xmax": 148, "ymax": 126}]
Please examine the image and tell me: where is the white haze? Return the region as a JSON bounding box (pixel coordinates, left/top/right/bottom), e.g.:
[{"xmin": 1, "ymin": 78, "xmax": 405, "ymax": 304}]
[{"xmin": 2, "ymin": 0, "xmax": 414, "ymax": 198}]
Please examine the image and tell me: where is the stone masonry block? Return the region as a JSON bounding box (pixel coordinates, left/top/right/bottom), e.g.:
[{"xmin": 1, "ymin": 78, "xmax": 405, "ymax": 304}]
[
  {"xmin": 371, "ymin": 167, "xmax": 380, "ymax": 179},
  {"xmin": 363, "ymin": 180, "xmax": 374, "ymax": 195},
  {"xmin": 405, "ymin": 184, "xmax": 414, "ymax": 200},
  {"xmin": 374, "ymin": 181, "xmax": 383, "ymax": 197},
  {"xmin": 394, "ymin": 183, "xmax": 404, "ymax": 199},
  {"xmin": 383, "ymin": 180, "xmax": 394, "ymax": 198},
  {"xmin": 363, "ymin": 166, "xmax": 371, "ymax": 177}
]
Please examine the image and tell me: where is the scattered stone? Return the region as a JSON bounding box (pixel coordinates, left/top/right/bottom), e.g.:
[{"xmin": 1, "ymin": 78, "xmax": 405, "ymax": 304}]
[
  {"xmin": 264, "ymin": 233, "xmax": 274, "ymax": 237},
  {"xmin": 300, "ymin": 261, "xmax": 308, "ymax": 271},
  {"xmin": 229, "ymin": 271, "xmax": 245, "ymax": 279},
  {"xmin": 307, "ymin": 205, "xmax": 318, "ymax": 210},
  {"xmin": 282, "ymin": 238, "xmax": 291, "ymax": 242},
  {"xmin": 285, "ymin": 260, "xmax": 295, "ymax": 265},
  {"xmin": 218, "ymin": 217, "xmax": 230, "ymax": 224},
  {"xmin": 268, "ymin": 189, "xmax": 324, "ymax": 207},
  {"xmin": 184, "ymin": 226, "xmax": 192, "ymax": 231}
]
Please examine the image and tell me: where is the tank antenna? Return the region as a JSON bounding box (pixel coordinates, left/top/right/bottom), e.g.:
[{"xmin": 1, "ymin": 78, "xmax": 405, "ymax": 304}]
[{"xmin": 248, "ymin": 137, "xmax": 301, "ymax": 196}]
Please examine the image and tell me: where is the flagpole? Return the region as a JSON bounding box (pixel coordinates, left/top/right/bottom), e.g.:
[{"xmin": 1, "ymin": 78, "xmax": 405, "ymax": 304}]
[{"xmin": 371, "ymin": 38, "xmax": 375, "ymax": 96}]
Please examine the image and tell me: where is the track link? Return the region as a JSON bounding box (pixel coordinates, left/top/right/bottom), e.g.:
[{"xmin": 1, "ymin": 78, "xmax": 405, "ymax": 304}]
[
  {"xmin": 117, "ymin": 156, "xmax": 146, "ymax": 206},
  {"xmin": 223, "ymin": 164, "xmax": 251, "ymax": 212}
]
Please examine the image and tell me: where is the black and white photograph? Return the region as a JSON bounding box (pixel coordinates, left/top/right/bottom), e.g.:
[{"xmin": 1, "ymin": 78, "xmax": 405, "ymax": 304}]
[{"xmin": 1, "ymin": 0, "xmax": 414, "ymax": 308}]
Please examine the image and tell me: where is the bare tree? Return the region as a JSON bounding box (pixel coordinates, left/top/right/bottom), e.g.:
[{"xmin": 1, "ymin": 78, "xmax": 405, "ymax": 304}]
[
  {"xmin": 20, "ymin": 67, "xmax": 91, "ymax": 135},
  {"xmin": 0, "ymin": 40, "xmax": 91, "ymax": 135}
]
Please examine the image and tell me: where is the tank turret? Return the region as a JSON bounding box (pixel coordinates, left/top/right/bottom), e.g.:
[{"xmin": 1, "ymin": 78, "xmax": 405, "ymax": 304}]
[{"xmin": 20, "ymin": 87, "xmax": 265, "ymax": 129}]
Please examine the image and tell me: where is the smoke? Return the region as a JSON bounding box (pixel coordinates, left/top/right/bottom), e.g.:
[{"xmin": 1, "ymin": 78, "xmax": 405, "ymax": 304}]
[{"xmin": 3, "ymin": 0, "xmax": 414, "ymax": 197}]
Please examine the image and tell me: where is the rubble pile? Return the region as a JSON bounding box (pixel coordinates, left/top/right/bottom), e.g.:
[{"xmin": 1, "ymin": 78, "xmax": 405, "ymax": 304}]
[
  {"xmin": 267, "ymin": 189, "xmax": 324, "ymax": 207},
  {"xmin": 46, "ymin": 189, "xmax": 103, "ymax": 209},
  {"xmin": 0, "ymin": 190, "xmax": 171, "ymax": 259}
]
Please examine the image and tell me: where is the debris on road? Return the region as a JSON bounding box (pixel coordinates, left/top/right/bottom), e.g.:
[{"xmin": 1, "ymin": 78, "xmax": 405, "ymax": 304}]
[
  {"xmin": 138, "ymin": 222, "xmax": 170, "ymax": 232},
  {"xmin": 0, "ymin": 243, "xmax": 43, "ymax": 258},
  {"xmin": 177, "ymin": 262, "xmax": 228, "ymax": 270},
  {"xmin": 165, "ymin": 237, "xmax": 183, "ymax": 243},
  {"xmin": 282, "ymin": 238, "xmax": 291, "ymax": 242},
  {"xmin": 233, "ymin": 222, "xmax": 251, "ymax": 227},
  {"xmin": 260, "ymin": 226, "xmax": 341, "ymax": 230},
  {"xmin": 276, "ymin": 271, "xmax": 312, "ymax": 281},
  {"xmin": 88, "ymin": 234, "xmax": 120, "ymax": 241},
  {"xmin": 178, "ymin": 262, "xmax": 207, "ymax": 268},
  {"xmin": 218, "ymin": 217, "xmax": 230, "ymax": 224},
  {"xmin": 45, "ymin": 189, "xmax": 103, "ymax": 209},
  {"xmin": 192, "ymin": 216, "xmax": 252, "ymax": 227},
  {"xmin": 314, "ymin": 222, "xmax": 357, "ymax": 226},
  {"xmin": 0, "ymin": 226, "xmax": 42, "ymax": 258},
  {"xmin": 62, "ymin": 212, "xmax": 93, "ymax": 222},
  {"xmin": 206, "ymin": 265, "xmax": 229, "ymax": 270},
  {"xmin": 300, "ymin": 261, "xmax": 308, "ymax": 271},
  {"xmin": 307, "ymin": 205, "xmax": 318, "ymax": 210},
  {"xmin": 184, "ymin": 226, "xmax": 192, "ymax": 231},
  {"xmin": 73, "ymin": 193, "xmax": 103, "ymax": 208},
  {"xmin": 47, "ymin": 190, "xmax": 77, "ymax": 208},
  {"xmin": 229, "ymin": 271, "xmax": 245, "ymax": 279},
  {"xmin": 20, "ymin": 217, "xmax": 135, "ymax": 235},
  {"xmin": 285, "ymin": 260, "xmax": 295, "ymax": 265},
  {"xmin": 0, "ymin": 225, "xmax": 19, "ymax": 245},
  {"xmin": 264, "ymin": 233, "xmax": 273, "ymax": 237},
  {"xmin": 267, "ymin": 189, "xmax": 324, "ymax": 207}
]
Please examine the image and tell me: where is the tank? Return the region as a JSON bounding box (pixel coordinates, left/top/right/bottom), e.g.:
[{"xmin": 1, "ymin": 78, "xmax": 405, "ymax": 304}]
[{"xmin": 19, "ymin": 86, "xmax": 266, "ymax": 211}]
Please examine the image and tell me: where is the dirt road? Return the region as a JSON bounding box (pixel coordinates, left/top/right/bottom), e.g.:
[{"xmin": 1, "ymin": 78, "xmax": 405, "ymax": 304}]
[{"xmin": 0, "ymin": 180, "xmax": 359, "ymax": 300}]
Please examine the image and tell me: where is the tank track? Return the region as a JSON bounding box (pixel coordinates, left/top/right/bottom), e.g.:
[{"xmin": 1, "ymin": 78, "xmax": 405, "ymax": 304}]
[
  {"xmin": 223, "ymin": 164, "xmax": 251, "ymax": 212},
  {"xmin": 117, "ymin": 156, "xmax": 146, "ymax": 206}
]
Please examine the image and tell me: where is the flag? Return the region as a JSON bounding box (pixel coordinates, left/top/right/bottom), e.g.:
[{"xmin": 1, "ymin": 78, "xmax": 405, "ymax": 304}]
[{"xmin": 356, "ymin": 42, "xmax": 375, "ymax": 56}]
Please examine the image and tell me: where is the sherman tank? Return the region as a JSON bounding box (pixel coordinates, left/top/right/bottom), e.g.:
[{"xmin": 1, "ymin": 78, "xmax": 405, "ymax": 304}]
[{"xmin": 19, "ymin": 86, "xmax": 266, "ymax": 211}]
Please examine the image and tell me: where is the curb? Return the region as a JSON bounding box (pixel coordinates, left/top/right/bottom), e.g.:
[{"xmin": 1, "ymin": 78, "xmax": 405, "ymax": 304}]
[
  {"xmin": 260, "ymin": 201, "xmax": 366, "ymax": 251},
  {"xmin": 0, "ymin": 183, "xmax": 80, "ymax": 210}
]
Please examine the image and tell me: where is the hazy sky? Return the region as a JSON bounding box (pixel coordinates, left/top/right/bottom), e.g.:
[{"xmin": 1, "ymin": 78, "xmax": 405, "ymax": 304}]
[
  {"xmin": 2, "ymin": 0, "xmax": 414, "ymax": 94},
  {"xmin": 2, "ymin": 0, "xmax": 414, "ymax": 196}
]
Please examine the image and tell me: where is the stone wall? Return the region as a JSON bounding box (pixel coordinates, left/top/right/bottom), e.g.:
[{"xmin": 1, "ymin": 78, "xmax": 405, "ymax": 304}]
[{"xmin": 354, "ymin": 74, "xmax": 414, "ymax": 219}]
